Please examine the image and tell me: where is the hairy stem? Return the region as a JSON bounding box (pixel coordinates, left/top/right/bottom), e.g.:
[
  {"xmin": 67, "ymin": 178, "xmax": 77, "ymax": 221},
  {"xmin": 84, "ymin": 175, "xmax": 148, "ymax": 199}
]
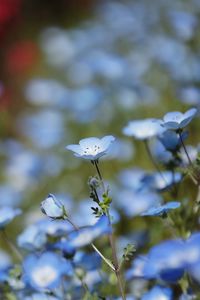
[
  {"xmin": 93, "ymin": 161, "xmax": 126, "ymax": 300},
  {"xmin": 64, "ymin": 216, "xmax": 115, "ymax": 271},
  {"xmin": 178, "ymin": 131, "xmax": 193, "ymax": 166},
  {"xmin": 94, "ymin": 160, "xmax": 106, "ymax": 193}
]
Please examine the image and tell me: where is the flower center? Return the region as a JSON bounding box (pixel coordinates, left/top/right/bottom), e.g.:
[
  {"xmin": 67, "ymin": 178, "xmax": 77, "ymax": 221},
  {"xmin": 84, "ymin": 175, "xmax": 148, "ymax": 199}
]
[
  {"xmin": 32, "ymin": 265, "xmax": 57, "ymax": 288},
  {"xmin": 83, "ymin": 145, "xmax": 101, "ymax": 155}
]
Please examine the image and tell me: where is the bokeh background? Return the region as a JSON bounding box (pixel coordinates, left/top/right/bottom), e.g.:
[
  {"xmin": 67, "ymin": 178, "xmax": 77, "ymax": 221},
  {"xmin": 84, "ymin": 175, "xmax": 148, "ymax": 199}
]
[{"xmin": 1, "ymin": 0, "xmax": 200, "ymax": 255}]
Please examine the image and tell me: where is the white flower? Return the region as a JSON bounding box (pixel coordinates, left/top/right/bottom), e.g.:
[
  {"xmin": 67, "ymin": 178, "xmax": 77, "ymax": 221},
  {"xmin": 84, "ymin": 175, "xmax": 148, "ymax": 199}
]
[
  {"xmin": 66, "ymin": 135, "xmax": 115, "ymax": 160},
  {"xmin": 41, "ymin": 194, "xmax": 65, "ymax": 219},
  {"xmin": 123, "ymin": 119, "xmax": 165, "ymax": 140},
  {"xmin": 162, "ymin": 108, "xmax": 197, "ymax": 130}
]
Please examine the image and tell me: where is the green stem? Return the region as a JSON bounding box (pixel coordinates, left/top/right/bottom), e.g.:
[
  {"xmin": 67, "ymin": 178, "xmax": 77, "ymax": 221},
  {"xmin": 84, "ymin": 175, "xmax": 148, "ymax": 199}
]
[
  {"xmin": 92, "ymin": 162, "xmax": 126, "ymax": 300},
  {"xmin": 93, "ymin": 160, "xmax": 106, "ymax": 193},
  {"xmin": 107, "ymin": 210, "xmax": 126, "ymax": 300},
  {"xmin": 64, "ymin": 216, "xmax": 115, "ymax": 271},
  {"xmin": 178, "ymin": 131, "xmax": 198, "ymax": 185},
  {"xmin": 178, "ymin": 131, "xmax": 193, "ymax": 166},
  {"xmin": 91, "ymin": 243, "xmax": 115, "ymax": 271}
]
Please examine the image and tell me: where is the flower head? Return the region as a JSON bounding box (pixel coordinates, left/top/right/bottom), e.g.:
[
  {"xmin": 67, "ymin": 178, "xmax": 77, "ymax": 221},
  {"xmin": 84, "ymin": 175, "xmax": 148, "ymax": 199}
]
[
  {"xmin": 141, "ymin": 171, "xmax": 182, "ymax": 192},
  {"xmin": 141, "ymin": 201, "xmax": 180, "ymax": 217},
  {"xmin": 18, "ymin": 223, "xmax": 47, "ymax": 251},
  {"xmin": 23, "ymin": 252, "xmax": 72, "ymax": 291},
  {"xmin": 159, "ymin": 130, "xmax": 188, "ymax": 151},
  {"xmin": 41, "ymin": 194, "xmax": 66, "ymax": 219},
  {"xmin": 55, "ymin": 215, "xmax": 111, "ymax": 249},
  {"xmin": 66, "ymin": 135, "xmax": 115, "ymax": 160},
  {"xmin": 123, "ymin": 119, "xmax": 165, "ymax": 140},
  {"xmin": 162, "ymin": 108, "xmax": 197, "ymax": 130}
]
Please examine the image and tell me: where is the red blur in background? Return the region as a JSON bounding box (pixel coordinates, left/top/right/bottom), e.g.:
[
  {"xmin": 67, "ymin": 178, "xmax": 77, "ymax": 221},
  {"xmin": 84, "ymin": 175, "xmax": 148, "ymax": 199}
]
[
  {"xmin": 0, "ymin": 0, "xmax": 21, "ymax": 38},
  {"xmin": 5, "ymin": 41, "xmax": 39, "ymax": 74}
]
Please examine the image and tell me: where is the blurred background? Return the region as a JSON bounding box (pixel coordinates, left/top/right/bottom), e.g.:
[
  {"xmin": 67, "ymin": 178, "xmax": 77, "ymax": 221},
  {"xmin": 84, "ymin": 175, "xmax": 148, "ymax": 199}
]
[{"xmin": 1, "ymin": 0, "xmax": 200, "ymax": 246}]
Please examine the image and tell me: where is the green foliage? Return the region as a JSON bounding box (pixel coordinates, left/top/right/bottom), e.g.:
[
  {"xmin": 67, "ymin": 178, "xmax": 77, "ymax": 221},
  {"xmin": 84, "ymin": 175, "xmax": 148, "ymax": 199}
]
[
  {"xmin": 99, "ymin": 193, "xmax": 112, "ymax": 214},
  {"xmin": 4, "ymin": 293, "xmax": 17, "ymax": 300},
  {"xmin": 9, "ymin": 264, "xmax": 22, "ymax": 279},
  {"xmin": 83, "ymin": 292, "xmax": 99, "ymax": 300},
  {"xmin": 122, "ymin": 243, "xmax": 136, "ymax": 262}
]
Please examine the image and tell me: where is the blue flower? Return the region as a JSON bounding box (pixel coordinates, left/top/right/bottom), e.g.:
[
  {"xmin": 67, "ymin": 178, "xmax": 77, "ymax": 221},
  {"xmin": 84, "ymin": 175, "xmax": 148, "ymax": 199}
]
[
  {"xmin": 141, "ymin": 286, "xmax": 173, "ymax": 300},
  {"xmin": 179, "ymin": 86, "xmax": 200, "ymax": 105},
  {"xmin": 41, "ymin": 194, "xmax": 66, "ymax": 219},
  {"xmin": 18, "ymin": 219, "xmax": 73, "ymax": 251},
  {"xmin": 179, "ymin": 233, "xmax": 200, "ymax": 283},
  {"xmin": 179, "ymin": 292, "xmax": 196, "ymax": 300},
  {"xmin": 127, "ymin": 232, "xmax": 200, "ymax": 284},
  {"xmin": 141, "ymin": 201, "xmax": 180, "ymax": 216},
  {"xmin": 185, "ymin": 233, "xmax": 200, "ymax": 265},
  {"xmin": 144, "ymin": 239, "xmax": 185, "ymax": 282},
  {"xmin": 115, "ymin": 296, "xmax": 135, "ymax": 300},
  {"xmin": 0, "ymin": 251, "xmax": 11, "ymax": 282},
  {"xmin": 159, "ymin": 130, "xmax": 188, "ymax": 151},
  {"xmin": 18, "ymin": 223, "xmax": 47, "ymax": 251},
  {"xmin": 38, "ymin": 219, "xmax": 73, "ymax": 237},
  {"xmin": 126, "ymin": 255, "xmax": 148, "ymax": 280},
  {"xmin": 116, "ymin": 190, "xmax": 162, "ymax": 217},
  {"xmin": 66, "ymin": 135, "xmax": 115, "ymax": 160},
  {"xmin": 73, "ymin": 251, "xmax": 102, "ymax": 271},
  {"xmin": 56, "ymin": 215, "xmax": 111, "ymax": 249},
  {"xmin": 54, "ymin": 241, "xmax": 76, "ymax": 259},
  {"xmin": 68, "ymin": 214, "xmax": 111, "ymax": 248},
  {"xmin": 150, "ymin": 140, "xmax": 173, "ymax": 164},
  {"xmin": 23, "ymin": 252, "xmax": 72, "ymax": 291},
  {"xmin": 118, "ymin": 168, "xmax": 145, "ymax": 191},
  {"xmin": 141, "ymin": 171, "xmax": 182, "ymax": 192},
  {"xmin": 122, "ymin": 119, "xmax": 165, "ymax": 140},
  {"xmin": 188, "ymin": 260, "xmax": 200, "ymax": 284},
  {"xmin": 162, "ymin": 108, "xmax": 197, "ymax": 130},
  {"xmin": 24, "ymin": 294, "xmax": 58, "ymax": 300},
  {"xmin": 127, "ymin": 240, "xmax": 185, "ymax": 282},
  {"xmin": 0, "ymin": 206, "xmax": 21, "ymax": 229}
]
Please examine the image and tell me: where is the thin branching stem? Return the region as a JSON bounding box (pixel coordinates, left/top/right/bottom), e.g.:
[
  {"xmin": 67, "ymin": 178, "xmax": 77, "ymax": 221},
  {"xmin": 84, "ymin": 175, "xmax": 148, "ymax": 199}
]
[
  {"xmin": 93, "ymin": 160, "xmax": 106, "ymax": 193},
  {"xmin": 64, "ymin": 216, "xmax": 115, "ymax": 271},
  {"xmin": 92, "ymin": 161, "xmax": 126, "ymax": 300},
  {"xmin": 178, "ymin": 131, "xmax": 193, "ymax": 167},
  {"xmin": 178, "ymin": 131, "xmax": 198, "ymax": 185},
  {"xmin": 144, "ymin": 139, "xmax": 167, "ymax": 184}
]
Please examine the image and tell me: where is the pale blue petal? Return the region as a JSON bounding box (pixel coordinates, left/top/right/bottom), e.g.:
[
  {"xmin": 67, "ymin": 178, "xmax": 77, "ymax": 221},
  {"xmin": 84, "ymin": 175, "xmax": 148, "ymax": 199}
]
[
  {"xmin": 184, "ymin": 108, "xmax": 197, "ymax": 118},
  {"xmin": 79, "ymin": 137, "xmax": 100, "ymax": 149},
  {"xmin": 163, "ymin": 121, "xmax": 180, "ymax": 130},
  {"xmin": 163, "ymin": 111, "xmax": 183, "ymax": 123},
  {"xmin": 100, "ymin": 135, "xmax": 115, "ymax": 151},
  {"xmin": 66, "ymin": 144, "xmax": 82, "ymax": 155}
]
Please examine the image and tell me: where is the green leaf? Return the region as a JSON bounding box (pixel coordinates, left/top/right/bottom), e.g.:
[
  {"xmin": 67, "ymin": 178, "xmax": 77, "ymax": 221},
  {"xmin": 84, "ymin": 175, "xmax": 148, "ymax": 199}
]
[{"xmin": 122, "ymin": 243, "xmax": 136, "ymax": 262}]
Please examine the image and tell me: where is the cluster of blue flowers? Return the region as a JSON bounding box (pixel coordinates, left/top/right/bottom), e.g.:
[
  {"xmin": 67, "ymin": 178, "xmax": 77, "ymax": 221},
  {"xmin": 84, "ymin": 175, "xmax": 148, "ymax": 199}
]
[
  {"xmin": 2, "ymin": 0, "xmax": 200, "ymax": 299},
  {"xmin": 1, "ymin": 105, "xmax": 200, "ymax": 299}
]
